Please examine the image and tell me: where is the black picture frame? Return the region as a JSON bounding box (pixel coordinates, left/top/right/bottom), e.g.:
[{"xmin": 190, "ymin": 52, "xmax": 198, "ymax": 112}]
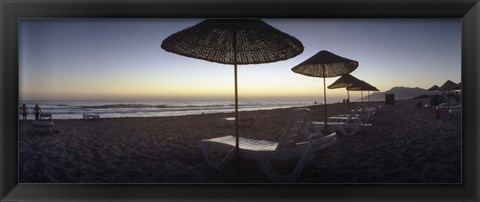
[{"xmin": 1, "ymin": 0, "xmax": 478, "ymax": 201}]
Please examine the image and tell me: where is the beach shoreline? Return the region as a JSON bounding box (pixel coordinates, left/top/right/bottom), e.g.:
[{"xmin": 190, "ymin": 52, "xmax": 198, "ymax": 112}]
[{"xmin": 19, "ymin": 99, "xmax": 461, "ymax": 183}]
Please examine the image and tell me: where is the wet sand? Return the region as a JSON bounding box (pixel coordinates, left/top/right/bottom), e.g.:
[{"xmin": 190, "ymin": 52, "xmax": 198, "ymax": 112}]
[{"xmin": 19, "ymin": 99, "xmax": 461, "ymax": 183}]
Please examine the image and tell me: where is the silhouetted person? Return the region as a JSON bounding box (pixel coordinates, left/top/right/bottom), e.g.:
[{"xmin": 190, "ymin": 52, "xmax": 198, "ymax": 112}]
[
  {"xmin": 441, "ymin": 92, "xmax": 447, "ymax": 104},
  {"xmin": 20, "ymin": 104, "xmax": 28, "ymax": 120},
  {"xmin": 33, "ymin": 104, "xmax": 42, "ymax": 120},
  {"xmin": 455, "ymin": 92, "xmax": 461, "ymax": 105}
]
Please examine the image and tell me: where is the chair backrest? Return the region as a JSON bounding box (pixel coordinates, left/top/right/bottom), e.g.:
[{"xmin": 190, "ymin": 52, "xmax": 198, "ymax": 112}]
[{"xmin": 276, "ymin": 108, "xmax": 312, "ymax": 150}]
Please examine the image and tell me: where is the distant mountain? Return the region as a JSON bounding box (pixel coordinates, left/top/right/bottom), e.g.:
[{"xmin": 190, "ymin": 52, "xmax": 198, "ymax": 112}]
[{"xmin": 362, "ymin": 86, "xmax": 427, "ymax": 101}]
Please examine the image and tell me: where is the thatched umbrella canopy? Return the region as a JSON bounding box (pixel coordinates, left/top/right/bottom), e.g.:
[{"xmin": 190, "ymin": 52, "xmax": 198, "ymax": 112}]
[
  {"xmin": 162, "ymin": 19, "xmax": 304, "ymax": 65},
  {"xmin": 292, "ymin": 50, "xmax": 358, "ymax": 133},
  {"xmin": 347, "ymin": 80, "xmax": 379, "ymax": 107},
  {"xmin": 161, "ymin": 19, "xmax": 304, "ymax": 172},
  {"xmin": 438, "ymin": 80, "xmax": 458, "ymax": 91},
  {"xmin": 427, "ymin": 85, "xmax": 440, "ymax": 91},
  {"xmin": 425, "ymin": 84, "xmax": 440, "ymax": 96},
  {"xmin": 327, "ymin": 73, "xmax": 364, "ymax": 112},
  {"xmin": 347, "ymin": 80, "xmax": 379, "ymax": 91},
  {"xmin": 328, "ymin": 73, "xmax": 363, "ymax": 89},
  {"xmin": 437, "ymin": 80, "xmax": 459, "ymax": 109}
]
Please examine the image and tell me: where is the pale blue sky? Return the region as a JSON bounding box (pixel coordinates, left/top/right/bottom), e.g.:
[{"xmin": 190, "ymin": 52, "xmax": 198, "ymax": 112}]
[{"xmin": 19, "ymin": 19, "xmax": 461, "ymax": 101}]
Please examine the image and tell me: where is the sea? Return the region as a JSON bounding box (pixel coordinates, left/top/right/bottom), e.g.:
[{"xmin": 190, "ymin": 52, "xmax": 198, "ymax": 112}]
[{"xmin": 18, "ymin": 100, "xmax": 325, "ymax": 120}]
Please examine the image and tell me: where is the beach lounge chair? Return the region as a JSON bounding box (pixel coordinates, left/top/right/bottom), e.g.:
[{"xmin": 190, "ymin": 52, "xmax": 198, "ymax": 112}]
[
  {"xmin": 39, "ymin": 113, "xmax": 52, "ymax": 120},
  {"xmin": 333, "ymin": 108, "xmax": 374, "ymax": 125},
  {"xmin": 332, "ymin": 105, "xmax": 381, "ymax": 125},
  {"xmin": 32, "ymin": 120, "xmax": 54, "ymax": 134},
  {"xmin": 202, "ymin": 108, "xmax": 337, "ymax": 182},
  {"xmin": 83, "ymin": 113, "xmax": 100, "ymax": 120},
  {"xmin": 361, "ymin": 105, "xmax": 381, "ymax": 115},
  {"xmin": 436, "ymin": 103, "xmax": 461, "ymax": 110},
  {"xmin": 308, "ymin": 121, "xmax": 359, "ymax": 136},
  {"xmin": 309, "ymin": 113, "xmax": 372, "ymax": 136}
]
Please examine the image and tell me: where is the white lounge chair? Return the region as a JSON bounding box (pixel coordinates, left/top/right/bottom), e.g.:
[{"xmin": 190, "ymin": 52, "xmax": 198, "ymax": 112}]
[
  {"xmin": 39, "ymin": 113, "xmax": 52, "ymax": 120},
  {"xmin": 332, "ymin": 105, "xmax": 381, "ymax": 125},
  {"xmin": 333, "ymin": 109, "xmax": 372, "ymax": 125},
  {"xmin": 202, "ymin": 108, "xmax": 337, "ymax": 182},
  {"xmin": 309, "ymin": 114, "xmax": 371, "ymax": 136},
  {"xmin": 32, "ymin": 120, "xmax": 54, "ymax": 134},
  {"xmin": 83, "ymin": 113, "xmax": 100, "ymax": 120}
]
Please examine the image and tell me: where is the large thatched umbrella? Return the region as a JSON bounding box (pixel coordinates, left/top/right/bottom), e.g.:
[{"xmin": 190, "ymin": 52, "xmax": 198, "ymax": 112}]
[
  {"xmin": 438, "ymin": 80, "xmax": 457, "ymax": 91},
  {"xmin": 292, "ymin": 50, "xmax": 358, "ymax": 133},
  {"xmin": 327, "ymin": 73, "xmax": 364, "ymax": 113},
  {"xmin": 347, "ymin": 80, "xmax": 379, "ymax": 107},
  {"xmin": 438, "ymin": 80, "xmax": 458, "ymax": 108},
  {"xmin": 161, "ymin": 19, "xmax": 304, "ymax": 170}
]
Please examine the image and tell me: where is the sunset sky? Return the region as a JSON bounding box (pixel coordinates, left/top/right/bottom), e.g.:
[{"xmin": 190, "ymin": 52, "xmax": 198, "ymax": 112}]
[{"xmin": 19, "ymin": 19, "xmax": 461, "ymax": 101}]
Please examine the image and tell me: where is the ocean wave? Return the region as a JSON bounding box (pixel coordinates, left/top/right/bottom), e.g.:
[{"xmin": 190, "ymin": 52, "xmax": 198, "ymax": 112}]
[
  {"xmin": 80, "ymin": 104, "xmax": 168, "ymax": 109},
  {"xmin": 18, "ymin": 100, "xmax": 317, "ymax": 119},
  {"xmin": 79, "ymin": 103, "xmax": 240, "ymax": 109}
]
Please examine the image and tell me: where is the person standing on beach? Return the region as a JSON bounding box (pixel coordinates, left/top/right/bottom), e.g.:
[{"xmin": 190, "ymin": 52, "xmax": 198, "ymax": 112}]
[
  {"xmin": 441, "ymin": 92, "xmax": 447, "ymax": 104},
  {"xmin": 33, "ymin": 104, "xmax": 42, "ymax": 120},
  {"xmin": 454, "ymin": 92, "xmax": 461, "ymax": 105},
  {"xmin": 20, "ymin": 104, "xmax": 28, "ymax": 120}
]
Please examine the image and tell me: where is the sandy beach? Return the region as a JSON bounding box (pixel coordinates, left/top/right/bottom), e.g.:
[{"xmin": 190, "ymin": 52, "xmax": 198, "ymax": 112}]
[{"xmin": 18, "ymin": 99, "xmax": 461, "ymax": 183}]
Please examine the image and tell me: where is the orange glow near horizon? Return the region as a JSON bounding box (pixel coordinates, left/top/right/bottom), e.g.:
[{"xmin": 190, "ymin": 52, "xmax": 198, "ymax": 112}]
[{"xmin": 20, "ymin": 76, "xmax": 371, "ymax": 101}]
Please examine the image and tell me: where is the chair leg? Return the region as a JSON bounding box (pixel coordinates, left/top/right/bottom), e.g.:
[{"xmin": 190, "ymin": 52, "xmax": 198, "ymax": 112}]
[
  {"xmin": 201, "ymin": 142, "xmax": 235, "ymax": 170},
  {"xmin": 363, "ymin": 114, "xmax": 371, "ymax": 124},
  {"xmin": 255, "ymin": 146, "xmax": 313, "ymax": 182}
]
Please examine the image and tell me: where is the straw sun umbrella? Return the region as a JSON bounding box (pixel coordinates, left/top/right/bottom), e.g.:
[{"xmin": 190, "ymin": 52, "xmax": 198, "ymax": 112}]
[
  {"xmin": 327, "ymin": 73, "xmax": 364, "ymax": 113},
  {"xmin": 427, "ymin": 85, "xmax": 440, "ymax": 92},
  {"xmin": 347, "ymin": 80, "xmax": 379, "ymax": 107},
  {"xmin": 427, "ymin": 85, "xmax": 440, "ymax": 97},
  {"xmin": 438, "ymin": 80, "xmax": 457, "ymax": 92},
  {"xmin": 161, "ymin": 19, "xmax": 304, "ymax": 170},
  {"xmin": 438, "ymin": 80, "xmax": 458, "ymax": 108},
  {"xmin": 292, "ymin": 50, "xmax": 358, "ymax": 133}
]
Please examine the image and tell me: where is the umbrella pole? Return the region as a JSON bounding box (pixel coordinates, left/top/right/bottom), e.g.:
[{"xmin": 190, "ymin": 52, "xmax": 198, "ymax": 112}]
[
  {"xmin": 234, "ymin": 64, "xmax": 239, "ymax": 173},
  {"xmin": 233, "ymin": 31, "xmax": 240, "ymax": 175},
  {"xmin": 368, "ymin": 91, "xmax": 370, "ymax": 108},
  {"xmin": 323, "ymin": 68, "xmax": 328, "ymax": 134},
  {"xmin": 361, "ymin": 91, "xmax": 364, "ymax": 107},
  {"xmin": 347, "ymin": 90, "xmax": 351, "ymax": 114},
  {"xmin": 447, "ymin": 90, "xmax": 450, "ymax": 110}
]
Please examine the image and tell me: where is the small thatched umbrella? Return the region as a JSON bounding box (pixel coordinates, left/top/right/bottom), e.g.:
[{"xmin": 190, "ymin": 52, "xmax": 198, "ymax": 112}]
[
  {"xmin": 162, "ymin": 19, "xmax": 304, "ymax": 171},
  {"xmin": 427, "ymin": 85, "xmax": 440, "ymax": 91},
  {"xmin": 347, "ymin": 80, "xmax": 379, "ymax": 107},
  {"xmin": 426, "ymin": 85, "xmax": 440, "ymax": 96},
  {"xmin": 292, "ymin": 50, "xmax": 358, "ymax": 133},
  {"xmin": 327, "ymin": 73, "xmax": 364, "ymax": 113}
]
